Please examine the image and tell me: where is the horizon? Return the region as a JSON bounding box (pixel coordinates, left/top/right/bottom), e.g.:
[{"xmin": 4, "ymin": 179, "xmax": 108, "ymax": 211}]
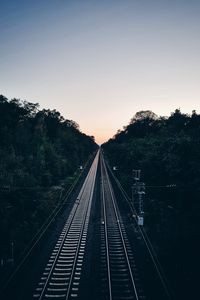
[
  {"xmin": 1, "ymin": 0, "xmax": 200, "ymax": 145},
  {"xmin": 1, "ymin": 93, "xmax": 198, "ymax": 145}
]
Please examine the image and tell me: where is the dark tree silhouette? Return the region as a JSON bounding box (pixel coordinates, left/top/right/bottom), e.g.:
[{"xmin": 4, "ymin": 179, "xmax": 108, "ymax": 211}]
[{"xmin": 0, "ymin": 95, "xmax": 97, "ymax": 262}]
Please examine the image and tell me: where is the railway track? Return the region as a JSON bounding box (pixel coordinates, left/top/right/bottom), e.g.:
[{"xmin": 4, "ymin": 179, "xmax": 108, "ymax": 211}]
[
  {"xmin": 100, "ymin": 153, "xmax": 146, "ymax": 300},
  {"xmin": 32, "ymin": 150, "xmax": 99, "ymax": 300}
]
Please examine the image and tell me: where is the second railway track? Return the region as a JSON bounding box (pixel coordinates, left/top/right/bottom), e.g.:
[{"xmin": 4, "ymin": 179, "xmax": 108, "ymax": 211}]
[{"xmin": 100, "ymin": 152, "xmax": 145, "ymax": 300}]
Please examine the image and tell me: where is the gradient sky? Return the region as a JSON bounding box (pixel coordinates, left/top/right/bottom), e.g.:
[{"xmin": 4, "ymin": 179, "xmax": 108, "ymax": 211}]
[{"xmin": 1, "ymin": 0, "xmax": 200, "ymax": 144}]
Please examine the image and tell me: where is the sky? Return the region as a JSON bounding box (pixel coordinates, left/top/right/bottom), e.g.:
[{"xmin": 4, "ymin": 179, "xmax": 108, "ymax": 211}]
[{"xmin": 0, "ymin": 0, "xmax": 200, "ymax": 144}]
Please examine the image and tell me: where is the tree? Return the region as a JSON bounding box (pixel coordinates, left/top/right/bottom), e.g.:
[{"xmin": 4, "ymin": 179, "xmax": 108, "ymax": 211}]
[
  {"xmin": 130, "ymin": 110, "xmax": 158, "ymax": 124},
  {"xmin": 0, "ymin": 95, "xmax": 98, "ymax": 261}
]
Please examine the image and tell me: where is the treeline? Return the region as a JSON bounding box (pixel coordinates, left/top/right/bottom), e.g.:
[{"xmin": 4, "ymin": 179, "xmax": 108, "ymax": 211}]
[
  {"xmin": 103, "ymin": 109, "xmax": 200, "ymax": 191},
  {"xmin": 102, "ymin": 109, "xmax": 200, "ymax": 298},
  {"xmin": 0, "ymin": 95, "xmax": 97, "ymax": 264},
  {"xmin": 0, "ymin": 95, "xmax": 97, "ymax": 187}
]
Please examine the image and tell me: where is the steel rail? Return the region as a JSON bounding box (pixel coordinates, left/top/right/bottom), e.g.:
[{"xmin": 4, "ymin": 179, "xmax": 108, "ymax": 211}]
[
  {"xmin": 100, "ymin": 152, "xmax": 140, "ymax": 300},
  {"xmin": 33, "ymin": 151, "xmax": 99, "ymax": 300},
  {"xmin": 100, "ymin": 155, "xmax": 113, "ymax": 300},
  {"xmin": 65, "ymin": 152, "xmax": 98, "ymax": 299},
  {"xmin": 37, "ymin": 158, "xmax": 95, "ymax": 299},
  {"xmin": 105, "ymin": 158, "xmax": 174, "ymax": 300}
]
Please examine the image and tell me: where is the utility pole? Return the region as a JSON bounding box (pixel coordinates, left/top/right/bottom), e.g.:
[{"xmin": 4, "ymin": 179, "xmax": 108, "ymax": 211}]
[{"xmin": 132, "ymin": 170, "xmax": 145, "ymax": 226}]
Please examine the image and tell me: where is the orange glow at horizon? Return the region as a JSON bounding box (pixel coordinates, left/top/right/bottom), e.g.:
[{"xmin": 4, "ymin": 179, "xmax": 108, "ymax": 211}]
[
  {"xmin": 94, "ymin": 134, "xmax": 111, "ymax": 145},
  {"xmin": 82, "ymin": 129, "xmax": 116, "ymax": 145}
]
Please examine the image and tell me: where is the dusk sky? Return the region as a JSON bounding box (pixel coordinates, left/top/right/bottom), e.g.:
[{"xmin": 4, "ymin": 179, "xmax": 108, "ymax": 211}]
[{"xmin": 1, "ymin": 0, "xmax": 200, "ymax": 144}]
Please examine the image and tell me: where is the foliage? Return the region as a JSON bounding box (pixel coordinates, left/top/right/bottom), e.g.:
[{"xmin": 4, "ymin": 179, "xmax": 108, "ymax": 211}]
[
  {"xmin": 0, "ymin": 95, "xmax": 97, "ymax": 262},
  {"xmin": 103, "ymin": 109, "xmax": 200, "ymax": 191}
]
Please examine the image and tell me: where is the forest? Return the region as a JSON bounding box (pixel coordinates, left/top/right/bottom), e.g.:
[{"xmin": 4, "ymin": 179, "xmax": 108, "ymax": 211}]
[
  {"xmin": 0, "ymin": 95, "xmax": 97, "ymax": 266},
  {"xmin": 102, "ymin": 109, "xmax": 200, "ymax": 297}
]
